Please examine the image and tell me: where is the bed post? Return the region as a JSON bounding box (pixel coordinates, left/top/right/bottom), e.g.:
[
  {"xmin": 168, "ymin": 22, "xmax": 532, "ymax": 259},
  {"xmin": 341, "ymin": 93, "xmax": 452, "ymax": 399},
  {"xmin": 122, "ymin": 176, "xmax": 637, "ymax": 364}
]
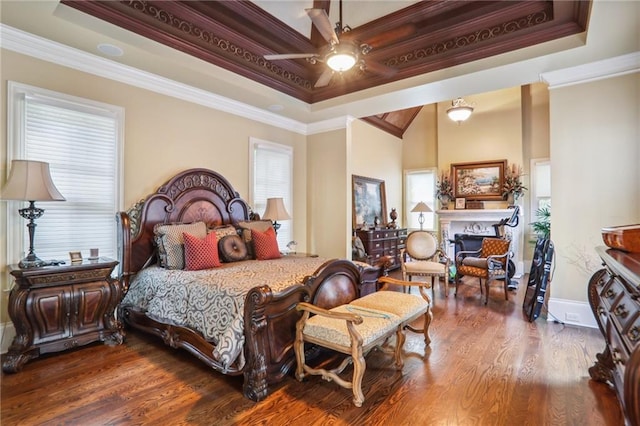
[{"xmin": 242, "ymin": 285, "xmax": 271, "ymax": 401}]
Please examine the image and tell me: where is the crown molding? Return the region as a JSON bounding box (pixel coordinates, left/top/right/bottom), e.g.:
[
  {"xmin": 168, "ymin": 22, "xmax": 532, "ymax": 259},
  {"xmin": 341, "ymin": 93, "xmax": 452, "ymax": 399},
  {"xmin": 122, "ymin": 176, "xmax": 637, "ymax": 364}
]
[
  {"xmin": 540, "ymin": 51, "xmax": 640, "ymax": 89},
  {"xmin": 0, "ymin": 24, "xmax": 316, "ymax": 135},
  {"xmin": 307, "ymin": 116, "xmax": 355, "ymax": 135}
]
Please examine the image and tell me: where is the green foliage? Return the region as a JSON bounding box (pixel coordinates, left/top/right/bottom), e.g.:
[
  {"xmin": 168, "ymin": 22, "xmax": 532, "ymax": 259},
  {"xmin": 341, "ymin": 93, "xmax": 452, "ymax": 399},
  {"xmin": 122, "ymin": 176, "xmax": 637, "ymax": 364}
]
[{"xmin": 530, "ymin": 206, "xmax": 551, "ymax": 239}]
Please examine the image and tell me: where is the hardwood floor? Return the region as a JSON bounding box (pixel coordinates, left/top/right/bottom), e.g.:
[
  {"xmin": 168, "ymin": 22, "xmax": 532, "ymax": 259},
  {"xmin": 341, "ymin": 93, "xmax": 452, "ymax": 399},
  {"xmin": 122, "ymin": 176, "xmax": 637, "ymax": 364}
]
[{"xmin": 1, "ymin": 274, "xmax": 624, "ymax": 425}]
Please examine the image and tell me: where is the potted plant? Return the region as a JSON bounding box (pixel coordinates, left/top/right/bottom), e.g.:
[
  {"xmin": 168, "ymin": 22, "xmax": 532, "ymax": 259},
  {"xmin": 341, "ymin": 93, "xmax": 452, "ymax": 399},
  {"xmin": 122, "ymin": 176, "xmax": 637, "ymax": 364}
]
[
  {"xmin": 531, "ymin": 206, "xmax": 551, "ymax": 239},
  {"xmin": 502, "ymin": 164, "xmax": 527, "ymax": 204},
  {"xmin": 436, "ymin": 171, "xmax": 454, "ymax": 209}
]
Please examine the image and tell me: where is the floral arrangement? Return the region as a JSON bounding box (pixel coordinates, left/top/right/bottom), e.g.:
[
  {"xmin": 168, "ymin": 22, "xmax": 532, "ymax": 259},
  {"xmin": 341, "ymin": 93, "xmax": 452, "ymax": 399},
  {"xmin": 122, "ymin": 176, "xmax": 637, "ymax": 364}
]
[
  {"xmin": 436, "ymin": 171, "xmax": 454, "ymax": 200},
  {"xmin": 502, "ymin": 164, "xmax": 527, "ymax": 199}
]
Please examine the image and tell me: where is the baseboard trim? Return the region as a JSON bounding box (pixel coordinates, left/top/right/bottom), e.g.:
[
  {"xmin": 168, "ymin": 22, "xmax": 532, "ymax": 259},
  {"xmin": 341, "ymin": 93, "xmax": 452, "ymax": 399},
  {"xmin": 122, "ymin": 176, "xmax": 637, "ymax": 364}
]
[
  {"xmin": 547, "ymin": 298, "xmax": 598, "ymax": 328},
  {"xmin": 1, "ymin": 322, "xmax": 16, "ymax": 354}
]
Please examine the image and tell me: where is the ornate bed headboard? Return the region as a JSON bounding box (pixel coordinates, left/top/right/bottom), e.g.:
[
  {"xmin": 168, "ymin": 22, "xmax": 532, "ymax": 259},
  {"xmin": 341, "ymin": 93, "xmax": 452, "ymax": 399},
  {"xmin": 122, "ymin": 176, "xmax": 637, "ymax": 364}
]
[{"xmin": 117, "ymin": 168, "xmax": 251, "ymax": 285}]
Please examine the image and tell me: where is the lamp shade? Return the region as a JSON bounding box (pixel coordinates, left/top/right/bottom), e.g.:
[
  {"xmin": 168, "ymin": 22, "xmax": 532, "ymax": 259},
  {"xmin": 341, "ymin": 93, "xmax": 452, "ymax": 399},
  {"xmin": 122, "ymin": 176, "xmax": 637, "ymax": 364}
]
[
  {"xmin": 410, "ymin": 201, "xmax": 432, "ymax": 213},
  {"xmin": 1, "ymin": 160, "xmax": 65, "ymax": 201},
  {"xmin": 447, "ymin": 98, "xmax": 474, "ymax": 123},
  {"xmin": 262, "ymin": 197, "xmax": 291, "ymax": 221}
]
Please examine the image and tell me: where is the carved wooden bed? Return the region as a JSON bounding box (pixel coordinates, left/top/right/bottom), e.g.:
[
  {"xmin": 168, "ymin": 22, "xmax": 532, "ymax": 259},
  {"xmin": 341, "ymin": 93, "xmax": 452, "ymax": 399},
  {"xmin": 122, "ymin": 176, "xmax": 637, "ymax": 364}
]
[{"xmin": 116, "ymin": 168, "xmax": 383, "ymax": 401}]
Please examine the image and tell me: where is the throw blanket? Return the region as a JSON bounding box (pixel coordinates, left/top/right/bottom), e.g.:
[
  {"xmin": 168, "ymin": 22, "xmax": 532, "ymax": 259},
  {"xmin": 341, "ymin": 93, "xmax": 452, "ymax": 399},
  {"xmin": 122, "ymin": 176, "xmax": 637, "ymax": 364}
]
[{"xmin": 121, "ymin": 257, "xmax": 329, "ymax": 370}]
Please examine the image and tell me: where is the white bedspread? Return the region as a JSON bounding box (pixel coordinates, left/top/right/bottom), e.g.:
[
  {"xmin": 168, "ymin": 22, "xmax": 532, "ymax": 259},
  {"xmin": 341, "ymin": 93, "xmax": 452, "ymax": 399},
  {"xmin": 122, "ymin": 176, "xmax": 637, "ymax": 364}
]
[{"xmin": 121, "ymin": 256, "xmax": 329, "ymax": 370}]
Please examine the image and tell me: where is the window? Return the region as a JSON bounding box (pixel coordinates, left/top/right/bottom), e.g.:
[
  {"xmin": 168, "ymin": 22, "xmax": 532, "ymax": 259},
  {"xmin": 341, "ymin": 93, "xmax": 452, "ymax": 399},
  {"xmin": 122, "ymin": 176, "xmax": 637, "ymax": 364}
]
[
  {"xmin": 404, "ymin": 168, "xmax": 436, "ymax": 230},
  {"xmin": 531, "ymin": 158, "xmax": 551, "ymax": 211},
  {"xmin": 249, "ymin": 138, "xmax": 293, "ymax": 250},
  {"xmin": 7, "ymin": 82, "xmax": 123, "ymax": 264}
]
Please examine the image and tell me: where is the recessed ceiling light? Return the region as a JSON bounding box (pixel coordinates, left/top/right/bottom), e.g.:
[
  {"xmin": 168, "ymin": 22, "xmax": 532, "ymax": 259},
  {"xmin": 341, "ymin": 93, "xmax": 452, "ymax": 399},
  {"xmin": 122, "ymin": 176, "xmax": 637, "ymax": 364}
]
[
  {"xmin": 97, "ymin": 43, "xmax": 124, "ymax": 57},
  {"xmin": 268, "ymin": 104, "xmax": 284, "ymax": 112}
]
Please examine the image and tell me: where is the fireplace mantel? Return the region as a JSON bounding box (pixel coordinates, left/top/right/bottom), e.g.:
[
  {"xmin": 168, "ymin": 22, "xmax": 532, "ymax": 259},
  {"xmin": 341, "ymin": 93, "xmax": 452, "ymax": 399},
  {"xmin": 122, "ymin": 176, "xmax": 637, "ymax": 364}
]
[{"xmin": 437, "ymin": 208, "xmax": 524, "ymax": 276}]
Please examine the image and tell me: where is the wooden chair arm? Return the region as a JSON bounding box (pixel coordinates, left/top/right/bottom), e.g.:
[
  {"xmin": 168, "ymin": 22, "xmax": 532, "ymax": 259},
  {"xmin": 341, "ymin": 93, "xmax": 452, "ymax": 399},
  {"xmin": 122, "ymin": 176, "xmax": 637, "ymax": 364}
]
[
  {"xmin": 455, "ymin": 248, "xmax": 482, "ymax": 263},
  {"xmin": 296, "ymin": 302, "xmax": 363, "ymax": 324},
  {"xmin": 377, "ymin": 276, "xmax": 431, "ymax": 304}
]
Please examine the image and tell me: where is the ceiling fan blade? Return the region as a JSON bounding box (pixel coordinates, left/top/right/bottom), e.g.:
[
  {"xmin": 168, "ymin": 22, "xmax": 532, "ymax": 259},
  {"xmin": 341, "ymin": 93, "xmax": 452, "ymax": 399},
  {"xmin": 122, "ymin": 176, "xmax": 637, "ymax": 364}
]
[
  {"xmin": 364, "ymin": 60, "xmax": 398, "ymax": 77},
  {"xmin": 264, "ymin": 53, "xmax": 317, "ymax": 60},
  {"xmin": 314, "ymin": 69, "xmax": 334, "ymax": 88},
  {"xmin": 306, "ymin": 8, "xmax": 339, "ymax": 45}
]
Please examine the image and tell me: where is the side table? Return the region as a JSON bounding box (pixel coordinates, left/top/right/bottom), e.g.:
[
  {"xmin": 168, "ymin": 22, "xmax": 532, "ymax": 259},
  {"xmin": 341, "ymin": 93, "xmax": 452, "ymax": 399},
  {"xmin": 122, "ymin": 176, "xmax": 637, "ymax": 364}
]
[{"xmin": 3, "ymin": 257, "xmax": 124, "ymax": 373}]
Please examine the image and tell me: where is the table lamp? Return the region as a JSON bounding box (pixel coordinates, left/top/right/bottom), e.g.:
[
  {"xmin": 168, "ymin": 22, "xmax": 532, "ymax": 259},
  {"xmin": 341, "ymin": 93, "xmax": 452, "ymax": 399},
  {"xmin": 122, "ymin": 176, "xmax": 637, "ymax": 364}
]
[
  {"xmin": 410, "ymin": 201, "xmax": 432, "ymax": 230},
  {"xmin": 262, "ymin": 197, "xmax": 291, "ymax": 234},
  {"xmin": 1, "ymin": 160, "xmax": 66, "ymax": 268}
]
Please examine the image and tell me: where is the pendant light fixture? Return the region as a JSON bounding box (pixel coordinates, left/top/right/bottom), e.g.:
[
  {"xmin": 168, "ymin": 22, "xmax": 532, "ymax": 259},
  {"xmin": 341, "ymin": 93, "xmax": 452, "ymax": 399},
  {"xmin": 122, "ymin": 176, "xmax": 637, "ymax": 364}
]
[{"xmin": 447, "ymin": 98, "xmax": 474, "ymax": 123}]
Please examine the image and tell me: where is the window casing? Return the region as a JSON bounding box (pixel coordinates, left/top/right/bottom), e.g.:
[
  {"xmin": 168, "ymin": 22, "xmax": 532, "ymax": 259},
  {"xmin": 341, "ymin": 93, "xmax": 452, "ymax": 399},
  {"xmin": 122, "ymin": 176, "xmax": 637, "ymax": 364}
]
[
  {"xmin": 6, "ymin": 82, "xmax": 123, "ymax": 265},
  {"xmin": 249, "ymin": 138, "xmax": 293, "ymax": 250},
  {"xmin": 404, "ymin": 168, "xmax": 436, "ymax": 231}
]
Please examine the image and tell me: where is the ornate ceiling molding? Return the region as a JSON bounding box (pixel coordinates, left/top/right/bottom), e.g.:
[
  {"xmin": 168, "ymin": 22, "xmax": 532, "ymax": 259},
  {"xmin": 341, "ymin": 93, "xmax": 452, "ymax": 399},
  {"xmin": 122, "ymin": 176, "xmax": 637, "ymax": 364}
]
[{"xmin": 61, "ymin": 0, "xmax": 591, "ymax": 104}]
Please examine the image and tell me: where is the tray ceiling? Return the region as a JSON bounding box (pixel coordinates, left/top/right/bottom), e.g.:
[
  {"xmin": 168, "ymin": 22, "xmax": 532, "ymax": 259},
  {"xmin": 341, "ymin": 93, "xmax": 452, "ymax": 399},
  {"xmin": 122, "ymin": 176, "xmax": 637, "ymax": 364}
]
[{"xmin": 60, "ymin": 0, "xmax": 591, "ymax": 107}]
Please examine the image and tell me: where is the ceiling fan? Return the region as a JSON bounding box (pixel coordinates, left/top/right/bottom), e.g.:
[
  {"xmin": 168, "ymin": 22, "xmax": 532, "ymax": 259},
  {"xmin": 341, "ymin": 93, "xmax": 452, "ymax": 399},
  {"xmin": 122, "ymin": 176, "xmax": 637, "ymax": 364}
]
[{"xmin": 263, "ymin": 1, "xmax": 397, "ymax": 88}]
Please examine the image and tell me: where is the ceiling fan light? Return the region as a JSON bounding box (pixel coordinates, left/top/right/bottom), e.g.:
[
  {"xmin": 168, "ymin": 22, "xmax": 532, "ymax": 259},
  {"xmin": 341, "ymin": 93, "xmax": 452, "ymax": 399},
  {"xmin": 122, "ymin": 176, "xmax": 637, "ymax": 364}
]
[
  {"xmin": 327, "ymin": 52, "xmax": 356, "ymax": 72},
  {"xmin": 447, "ymin": 98, "xmax": 474, "ymax": 123}
]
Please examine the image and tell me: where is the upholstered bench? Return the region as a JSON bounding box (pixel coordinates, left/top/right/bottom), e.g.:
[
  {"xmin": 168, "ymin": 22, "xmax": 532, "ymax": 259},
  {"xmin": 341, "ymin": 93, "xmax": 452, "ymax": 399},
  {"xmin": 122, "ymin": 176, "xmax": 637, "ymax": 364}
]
[{"xmin": 294, "ymin": 277, "xmax": 432, "ymax": 407}]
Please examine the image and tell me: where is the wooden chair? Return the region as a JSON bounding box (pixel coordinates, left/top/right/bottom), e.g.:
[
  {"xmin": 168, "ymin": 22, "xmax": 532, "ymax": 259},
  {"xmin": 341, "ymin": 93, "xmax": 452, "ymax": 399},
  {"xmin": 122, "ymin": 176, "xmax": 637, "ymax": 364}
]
[
  {"xmin": 455, "ymin": 237, "xmax": 512, "ymax": 304},
  {"xmin": 400, "ymin": 230, "xmax": 450, "ymax": 296}
]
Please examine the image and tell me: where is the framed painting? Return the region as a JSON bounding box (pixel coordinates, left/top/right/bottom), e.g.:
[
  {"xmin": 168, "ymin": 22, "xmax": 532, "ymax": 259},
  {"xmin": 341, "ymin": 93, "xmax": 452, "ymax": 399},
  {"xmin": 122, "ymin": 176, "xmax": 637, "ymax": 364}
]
[
  {"xmin": 352, "ymin": 175, "xmax": 387, "ymax": 229},
  {"xmin": 451, "ymin": 160, "xmax": 507, "ymax": 201}
]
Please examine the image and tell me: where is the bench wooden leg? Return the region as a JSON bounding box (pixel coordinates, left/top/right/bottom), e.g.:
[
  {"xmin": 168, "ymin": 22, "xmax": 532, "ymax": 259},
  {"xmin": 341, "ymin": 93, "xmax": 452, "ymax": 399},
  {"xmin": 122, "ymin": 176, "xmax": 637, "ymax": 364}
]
[
  {"xmin": 423, "ymin": 305, "xmax": 433, "ymax": 346},
  {"xmin": 294, "ymin": 312, "xmax": 308, "ymax": 381},
  {"xmin": 351, "ymin": 339, "xmax": 366, "ymax": 407},
  {"xmin": 394, "ymin": 325, "xmax": 405, "ymax": 370}
]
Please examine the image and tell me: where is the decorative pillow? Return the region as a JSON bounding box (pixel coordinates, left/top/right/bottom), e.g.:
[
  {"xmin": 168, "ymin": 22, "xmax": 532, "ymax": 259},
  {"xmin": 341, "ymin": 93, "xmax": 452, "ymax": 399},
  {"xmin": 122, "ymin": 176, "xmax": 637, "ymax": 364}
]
[
  {"xmin": 218, "ymin": 235, "xmax": 249, "ymax": 263},
  {"xmin": 183, "ymin": 232, "xmax": 221, "ymax": 270},
  {"xmin": 209, "ymin": 224, "xmax": 238, "ymax": 240},
  {"xmin": 237, "ymin": 220, "xmax": 274, "ymax": 259},
  {"xmin": 251, "ymin": 227, "xmax": 281, "ymax": 260},
  {"xmin": 153, "ymin": 222, "xmax": 207, "ymax": 269}
]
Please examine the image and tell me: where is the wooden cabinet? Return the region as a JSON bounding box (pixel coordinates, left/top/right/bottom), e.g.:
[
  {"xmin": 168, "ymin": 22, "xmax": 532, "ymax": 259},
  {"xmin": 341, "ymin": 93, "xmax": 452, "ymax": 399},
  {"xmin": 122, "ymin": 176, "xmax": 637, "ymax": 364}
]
[
  {"xmin": 587, "ymin": 247, "xmax": 640, "ymax": 426},
  {"xmin": 3, "ymin": 258, "xmax": 124, "ymax": 373},
  {"xmin": 354, "ymin": 228, "xmax": 407, "ymax": 271}
]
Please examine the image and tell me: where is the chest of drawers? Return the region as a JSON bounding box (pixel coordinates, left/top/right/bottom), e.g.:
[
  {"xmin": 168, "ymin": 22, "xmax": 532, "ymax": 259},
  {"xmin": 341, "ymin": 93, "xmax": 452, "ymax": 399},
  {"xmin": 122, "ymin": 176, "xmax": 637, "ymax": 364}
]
[
  {"xmin": 355, "ymin": 228, "xmax": 407, "ymax": 271},
  {"xmin": 587, "ymin": 247, "xmax": 640, "ymax": 425}
]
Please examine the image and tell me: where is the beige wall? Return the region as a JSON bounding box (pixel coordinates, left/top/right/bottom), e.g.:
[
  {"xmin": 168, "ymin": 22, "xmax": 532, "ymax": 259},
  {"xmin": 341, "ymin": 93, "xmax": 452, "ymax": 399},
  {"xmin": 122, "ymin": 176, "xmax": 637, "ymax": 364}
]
[
  {"xmin": 549, "ymin": 72, "xmax": 640, "ymax": 303},
  {"xmin": 0, "ymin": 50, "xmax": 308, "ymax": 323},
  {"xmin": 351, "ymin": 119, "xmax": 404, "ymax": 228},
  {"xmin": 437, "ymin": 87, "xmax": 524, "ymax": 192},
  {"xmin": 306, "ymin": 128, "xmax": 349, "ymax": 258}
]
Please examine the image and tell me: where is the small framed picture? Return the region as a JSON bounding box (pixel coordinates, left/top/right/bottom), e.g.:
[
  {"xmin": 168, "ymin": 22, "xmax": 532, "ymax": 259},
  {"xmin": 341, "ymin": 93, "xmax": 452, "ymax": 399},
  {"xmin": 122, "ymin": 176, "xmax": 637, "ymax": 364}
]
[
  {"xmin": 455, "ymin": 198, "xmax": 466, "ymax": 209},
  {"xmin": 69, "ymin": 251, "xmax": 83, "ymax": 263}
]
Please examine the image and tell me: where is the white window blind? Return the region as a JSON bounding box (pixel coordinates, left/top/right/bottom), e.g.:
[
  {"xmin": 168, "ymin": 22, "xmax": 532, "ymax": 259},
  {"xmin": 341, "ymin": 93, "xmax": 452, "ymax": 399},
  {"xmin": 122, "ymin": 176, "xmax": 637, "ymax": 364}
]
[
  {"xmin": 405, "ymin": 169, "xmax": 436, "ymax": 230},
  {"xmin": 250, "ymin": 138, "xmax": 293, "ymax": 250},
  {"xmin": 7, "ymin": 82, "xmax": 122, "ymax": 263}
]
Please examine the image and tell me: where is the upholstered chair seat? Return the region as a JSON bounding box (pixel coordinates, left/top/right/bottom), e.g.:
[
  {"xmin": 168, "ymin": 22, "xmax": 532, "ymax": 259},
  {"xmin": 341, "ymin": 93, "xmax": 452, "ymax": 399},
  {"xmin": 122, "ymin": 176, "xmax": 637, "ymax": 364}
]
[
  {"xmin": 455, "ymin": 237, "xmax": 512, "ymax": 304},
  {"xmin": 400, "ymin": 231, "xmax": 450, "ymax": 297}
]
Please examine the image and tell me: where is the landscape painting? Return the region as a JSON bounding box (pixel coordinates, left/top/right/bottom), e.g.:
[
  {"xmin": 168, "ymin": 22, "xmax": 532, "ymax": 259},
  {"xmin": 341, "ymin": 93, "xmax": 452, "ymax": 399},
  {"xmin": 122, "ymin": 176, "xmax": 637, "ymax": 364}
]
[{"xmin": 451, "ymin": 160, "xmax": 506, "ymax": 201}]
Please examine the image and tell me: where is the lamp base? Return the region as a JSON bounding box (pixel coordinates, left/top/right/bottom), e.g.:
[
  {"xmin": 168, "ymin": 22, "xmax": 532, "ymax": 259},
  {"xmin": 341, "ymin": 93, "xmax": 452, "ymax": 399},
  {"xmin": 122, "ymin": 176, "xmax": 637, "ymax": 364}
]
[{"xmin": 19, "ymin": 254, "xmax": 47, "ymax": 269}]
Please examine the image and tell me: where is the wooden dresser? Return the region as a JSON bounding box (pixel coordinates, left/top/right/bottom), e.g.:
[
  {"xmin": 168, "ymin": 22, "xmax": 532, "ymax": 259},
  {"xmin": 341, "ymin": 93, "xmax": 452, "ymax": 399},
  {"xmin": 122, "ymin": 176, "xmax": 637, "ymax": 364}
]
[
  {"xmin": 355, "ymin": 228, "xmax": 407, "ymax": 271},
  {"xmin": 587, "ymin": 247, "xmax": 640, "ymax": 425},
  {"xmin": 3, "ymin": 258, "xmax": 124, "ymax": 373}
]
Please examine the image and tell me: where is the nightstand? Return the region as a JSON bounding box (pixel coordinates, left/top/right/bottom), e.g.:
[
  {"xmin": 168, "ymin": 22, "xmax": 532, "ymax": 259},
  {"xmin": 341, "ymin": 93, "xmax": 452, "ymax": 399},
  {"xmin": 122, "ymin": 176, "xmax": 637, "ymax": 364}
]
[{"xmin": 3, "ymin": 257, "xmax": 125, "ymax": 373}]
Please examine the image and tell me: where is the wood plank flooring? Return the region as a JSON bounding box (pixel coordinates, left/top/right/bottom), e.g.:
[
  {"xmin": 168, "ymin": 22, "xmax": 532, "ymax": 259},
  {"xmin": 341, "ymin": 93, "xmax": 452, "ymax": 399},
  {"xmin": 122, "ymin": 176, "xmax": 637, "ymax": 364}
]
[{"xmin": 1, "ymin": 274, "xmax": 624, "ymax": 425}]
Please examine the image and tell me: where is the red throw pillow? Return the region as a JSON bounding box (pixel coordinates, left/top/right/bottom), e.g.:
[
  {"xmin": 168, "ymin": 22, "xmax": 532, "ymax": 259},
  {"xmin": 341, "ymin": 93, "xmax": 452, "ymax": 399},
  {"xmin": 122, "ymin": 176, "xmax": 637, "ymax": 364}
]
[
  {"xmin": 251, "ymin": 227, "xmax": 281, "ymax": 260},
  {"xmin": 183, "ymin": 232, "xmax": 221, "ymax": 270}
]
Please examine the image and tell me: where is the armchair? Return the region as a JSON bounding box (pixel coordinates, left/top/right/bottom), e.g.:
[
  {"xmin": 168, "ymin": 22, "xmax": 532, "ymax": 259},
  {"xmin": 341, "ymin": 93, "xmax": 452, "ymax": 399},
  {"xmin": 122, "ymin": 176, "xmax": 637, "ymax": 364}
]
[
  {"xmin": 455, "ymin": 237, "xmax": 512, "ymax": 305},
  {"xmin": 400, "ymin": 230, "xmax": 450, "ymax": 297}
]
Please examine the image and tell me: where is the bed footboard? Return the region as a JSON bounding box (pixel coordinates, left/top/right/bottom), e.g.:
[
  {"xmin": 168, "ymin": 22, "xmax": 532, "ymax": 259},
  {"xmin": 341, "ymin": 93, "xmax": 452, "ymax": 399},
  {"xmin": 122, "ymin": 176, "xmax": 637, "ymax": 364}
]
[{"xmin": 242, "ymin": 259, "xmax": 383, "ymax": 401}]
